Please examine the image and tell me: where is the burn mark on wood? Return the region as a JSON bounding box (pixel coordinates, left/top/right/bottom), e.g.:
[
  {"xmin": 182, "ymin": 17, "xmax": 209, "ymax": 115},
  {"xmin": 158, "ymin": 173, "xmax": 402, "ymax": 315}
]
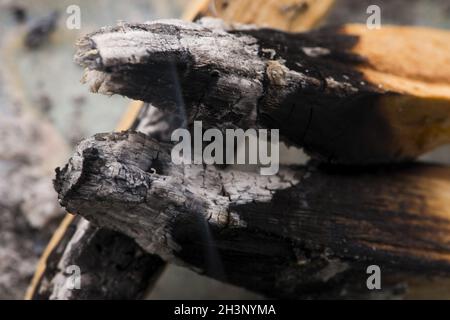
[{"xmin": 74, "ymin": 18, "xmax": 450, "ymax": 164}]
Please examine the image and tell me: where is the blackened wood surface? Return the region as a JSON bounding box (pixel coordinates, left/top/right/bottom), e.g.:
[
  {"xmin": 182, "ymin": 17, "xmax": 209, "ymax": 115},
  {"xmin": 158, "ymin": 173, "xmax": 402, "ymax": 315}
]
[
  {"xmin": 75, "ymin": 19, "xmax": 450, "ymax": 164},
  {"xmin": 54, "ymin": 131, "xmax": 450, "ymax": 298}
]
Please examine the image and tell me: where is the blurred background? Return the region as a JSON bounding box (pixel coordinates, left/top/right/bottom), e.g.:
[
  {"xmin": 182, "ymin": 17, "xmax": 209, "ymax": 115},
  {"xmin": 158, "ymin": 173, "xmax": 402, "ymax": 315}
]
[{"xmin": 0, "ymin": 0, "xmax": 449, "ymax": 299}]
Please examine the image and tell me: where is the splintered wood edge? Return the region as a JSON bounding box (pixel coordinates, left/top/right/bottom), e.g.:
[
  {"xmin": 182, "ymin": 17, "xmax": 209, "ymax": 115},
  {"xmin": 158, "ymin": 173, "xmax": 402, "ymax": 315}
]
[{"xmin": 24, "ymin": 0, "xmax": 338, "ymax": 299}]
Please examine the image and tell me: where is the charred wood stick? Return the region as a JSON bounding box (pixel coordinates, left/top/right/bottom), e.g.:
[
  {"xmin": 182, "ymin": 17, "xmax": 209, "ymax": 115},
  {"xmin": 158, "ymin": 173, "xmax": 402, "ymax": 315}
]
[
  {"xmin": 29, "ymin": 215, "xmax": 164, "ymax": 300},
  {"xmin": 75, "ymin": 19, "xmax": 450, "ymax": 164},
  {"xmin": 54, "ymin": 131, "xmax": 450, "ymax": 298}
]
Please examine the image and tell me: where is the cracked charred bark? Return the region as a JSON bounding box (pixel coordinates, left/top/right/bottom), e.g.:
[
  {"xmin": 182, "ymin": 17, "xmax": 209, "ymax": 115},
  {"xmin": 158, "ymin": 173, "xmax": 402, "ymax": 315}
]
[
  {"xmin": 54, "ymin": 131, "xmax": 450, "ymax": 298},
  {"xmin": 75, "ymin": 18, "xmax": 450, "ymax": 164}
]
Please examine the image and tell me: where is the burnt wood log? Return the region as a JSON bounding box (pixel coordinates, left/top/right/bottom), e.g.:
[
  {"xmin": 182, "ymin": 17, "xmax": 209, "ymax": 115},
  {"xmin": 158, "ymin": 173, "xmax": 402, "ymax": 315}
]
[
  {"xmin": 31, "ymin": 0, "xmax": 336, "ymax": 299},
  {"xmin": 54, "ymin": 131, "xmax": 450, "ymax": 298},
  {"xmin": 75, "ymin": 18, "xmax": 450, "ymax": 164}
]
